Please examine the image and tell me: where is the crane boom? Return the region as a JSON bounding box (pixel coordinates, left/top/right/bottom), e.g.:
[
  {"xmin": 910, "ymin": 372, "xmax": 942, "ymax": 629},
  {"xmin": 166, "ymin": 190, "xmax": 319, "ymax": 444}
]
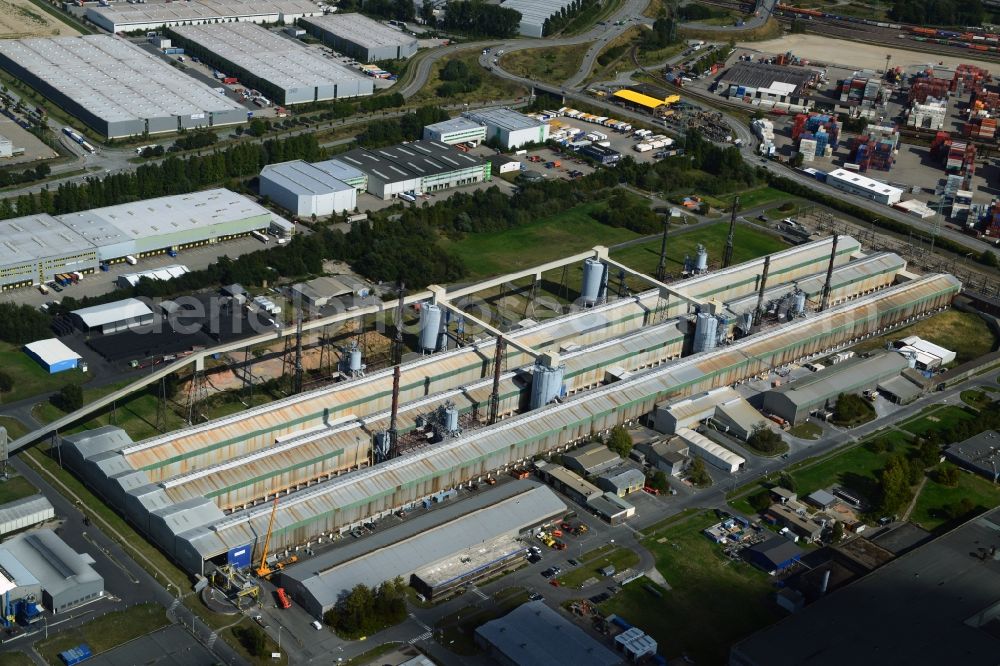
[{"xmin": 257, "ymin": 496, "xmax": 279, "ymax": 578}]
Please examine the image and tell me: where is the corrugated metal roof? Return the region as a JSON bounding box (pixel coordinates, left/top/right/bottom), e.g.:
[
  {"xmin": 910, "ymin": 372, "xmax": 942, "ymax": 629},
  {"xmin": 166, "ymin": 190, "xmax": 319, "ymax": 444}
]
[
  {"xmin": 71, "ymin": 298, "xmax": 152, "ymax": 328},
  {"xmin": 676, "ymin": 427, "xmax": 745, "ymax": 467},
  {"xmin": 769, "ymin": 352, "xmax": 910, "ymax": 407}
]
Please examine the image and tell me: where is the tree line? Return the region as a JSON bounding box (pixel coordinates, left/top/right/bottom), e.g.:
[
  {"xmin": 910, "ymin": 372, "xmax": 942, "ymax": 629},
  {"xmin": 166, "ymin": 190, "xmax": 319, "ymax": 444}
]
[
  {"xmin": 0, "ymin": 163, "xmax": 50, "ymax": 188},
  {"xmin": 543, "ymin": 0, "xmax": 599, "ymax": 36},
  {"xmin": 889, "ymin": 0, "xmax": 985, "ymax": 26},
  {"xmin": 440, "ymin": 1, "xmax": 523, "ymax": 38},
  {"xmin": 357, "ymin": 106, "xmax": 449, "ymax": 147},
  {"xmin": 324, "ymin": 578, "xmax": 408, "ymax": 638}
]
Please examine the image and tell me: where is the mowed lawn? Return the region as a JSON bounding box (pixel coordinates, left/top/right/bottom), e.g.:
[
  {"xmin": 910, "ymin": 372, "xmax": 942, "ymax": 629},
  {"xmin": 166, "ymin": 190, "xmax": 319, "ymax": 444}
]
[
  {"xmin": 911, "ymin": 463, "xmax": 1000, "ymax": 532},
  {"xmin": 600, "ymin": 512, "xmax": 780, "ymax": 664},
  {"xmin": 500, "ymin": 43, "xmax": 590, "ymax": 85},
  {"xmin": 441, "ymin": 203, "xmax": 641, "ymax": 279},
  {"xmin": 850, "ymin": 309, "xmax": 997, "ymax": 365},
  {"xmin": 611, "ymin": 221, "xmax": 788, "ymax": 277},
  {"xmin": 900, "ymin": 404, "xmax": 977, "ymax": 437},
  {"xmin": 36, "ymin": 603, "xmax": 169, "ymax": 665},
  {"xmin": 0, "ymin": 342, "xmax": 88, "ymax": 404}
]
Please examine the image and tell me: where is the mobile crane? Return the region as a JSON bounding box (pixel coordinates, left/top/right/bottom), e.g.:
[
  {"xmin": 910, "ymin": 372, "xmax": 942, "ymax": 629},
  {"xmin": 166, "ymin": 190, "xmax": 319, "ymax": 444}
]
[{"xmin": 255, "ymin": 496, "xmax": 298, "ymax": 578}]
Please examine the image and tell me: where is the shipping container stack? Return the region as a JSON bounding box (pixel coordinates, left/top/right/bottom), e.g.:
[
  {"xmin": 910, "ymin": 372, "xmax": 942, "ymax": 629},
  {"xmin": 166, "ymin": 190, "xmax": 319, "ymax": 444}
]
[
  {"xmin": 986, "ymin": 201, "xmax": 1000, "ymax": 238},
  {"xmin": 848, "ymin": 124, "xmax": 898, "ymax": 172},
  {"xmin": 909, "ymin": 77, "xmax": 950, "ymax": 104},
  {"xmin": 969, "ymin": 88, "xmax": 1000, "ymax": 118},
  {"xmin": 964, "ymin": 117, "xmax": 997, "ymax": 140},
  {"xmin": 951, "ymin": 64, "xmax": 991, "ymax": 95},
  {"xmin": 793, "ymin": 113, "xmax": 839, "ymax": 162}
]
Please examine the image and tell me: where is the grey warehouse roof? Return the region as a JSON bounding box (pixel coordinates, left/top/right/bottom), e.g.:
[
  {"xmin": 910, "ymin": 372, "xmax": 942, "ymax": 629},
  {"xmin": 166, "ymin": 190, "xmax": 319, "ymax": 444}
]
[
  {"xmin": 947, "ymin": 430, "xmax": 1000, "ymax": 479},
  {"xmin": 0, "ymin": 529, "xmax": 102, "ymax": 600},
  {"xmin": 501, "ymin": 0, "xmax": 575, "ymax": 27},
  {"xmin": 719, "ymin": 61, "xmax": 818, "ymax": 95},
  {"xmin": 282, "ymin": 484, "xmax": 565, "ymax": 610},
  {"xmin": 312, "ymin": 159, "xmax": 366, "ymax": 183},
  {"xmin": 169, "ymin": 23, "xmax": 369, "ymax": 95},
  {"xmin": 731, "ymin": 506, "xmax": 1000, "ymax": 666},
  {"xmin": 301, "ymin": 14, "xmax": 418, "ymax": 51},
  {"xmin": 0, "ymin": 36, "xmax": 244, "ymax": 125},
  {"xmin": 0, "ymin": 214, "xmax": 93, "ymax": 264},
  {"xmin": 338, "ymin": 140, "xmax": 485, "ymax": 181},
  {"xmin": 72, "ymin": 298, "xmax": 153, "ymax": 328},
  {"xmin": 476, "ymin": 600, "xmax": 621, "ymax": 666},
  {"xmin": 768, "ymin": 352, "xmax": 909, "ymax": 408},
  {"xmin": 424, "ymin": 117, "xmax": 486, "ymax": 135},
  {"xmin": 88, "ymin": 0, "xmax": 321, "ymax": 27},
  {"xmin": 58, "ymin": 188, "xmax": 271, "ymax": 241},
  {"xmin": 0, "ymin": 495, "xmax": 55, "ymax": 528},
  {"xmin": 464, "ymin": 107, "xmax": 545, "ymax": 132},
  {"xmin": 261, "ymin": 160, "xmax": 355, "ymax": 196}
]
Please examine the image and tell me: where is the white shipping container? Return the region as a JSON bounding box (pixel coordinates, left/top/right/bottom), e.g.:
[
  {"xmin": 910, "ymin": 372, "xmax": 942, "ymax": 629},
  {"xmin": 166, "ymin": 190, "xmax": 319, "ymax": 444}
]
[{"xmin": 634, "ymin": 143, "xmax": 653, "ymax": 152}]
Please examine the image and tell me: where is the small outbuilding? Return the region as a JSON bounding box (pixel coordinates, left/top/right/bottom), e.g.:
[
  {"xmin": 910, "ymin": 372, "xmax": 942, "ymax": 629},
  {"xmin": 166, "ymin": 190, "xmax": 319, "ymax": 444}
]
[
  {"xmin": 71, "ymin": 298, "xmax": 154, "ymax": 335},
  {"xmin": 562, "ymin": 442, "xmax": 621, "ymax": 476},
  {"xmin": 745, "ymin": 536, "xmax": 803, "ymax": 575},
  {"xmin": 807, "ymin": 489, "xmax": 838, "ymax": 510},
  {"xmin": 23, "ymin": 339, "xmax": 81, "ymax": 374}
]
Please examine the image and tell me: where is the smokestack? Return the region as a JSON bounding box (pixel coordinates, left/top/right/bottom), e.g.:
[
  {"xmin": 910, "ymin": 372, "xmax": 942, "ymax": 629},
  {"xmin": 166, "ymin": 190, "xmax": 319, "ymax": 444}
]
[
  {"xmin": 388, "ymin": 365, "xmax": 400, "ymax": 459},
  {"xmin": 753, "ymin": 255, "xmax": 771, "ymax": 322},
  {"xmin": 723, "ymin": 195, "xmax": 739, "ymax": 268},
  {"xmin": 820, "ymin": 569, "xmax": 831, "ymax": 595},
  {"xmin": 488, "ymin": 336, "xmax": 505, "ymax": 425},
  {"xmin": 392, "ymin": 281, "xmax": 405, "ymax": 366},
  {"xmin": 820, "ymin": 233, "xmax": 839, "ymax": 311}
]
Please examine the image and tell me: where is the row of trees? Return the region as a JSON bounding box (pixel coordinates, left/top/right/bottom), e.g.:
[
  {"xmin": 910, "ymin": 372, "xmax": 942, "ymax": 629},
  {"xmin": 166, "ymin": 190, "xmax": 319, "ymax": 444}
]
[
  {"xmin": 0, "ymin": 163, "xmax": 50, "ymax": 188},
  {"xmin": 542, "ymin": 0, "xmax": 600, "ymax": 36},
  {"xmin": 833, "ymin": 393, "xmax": 876, "ymax": 426},
  {"xmin": 358, "ymin": 105, "xmax": 449, "ymax": 147},
  {"xmin": 441, "ymin": 1, "xmax": 523, "ymax": 38},
  {"xmin": 335, "ymin": 0, "xmax": 415, "ymax": 21},
  {"xmin": 324, "ymin": 578, "xmax": 408, "ymax": 638},
  {"xmin": 0, "ymin": 133, "xmax": 322, "ymax": 220},
  {"xmin": 889, "ymin": 0, "xmax": 985, "ymax": 26},
  {"xmin": 0, "ymin": 303, "xmax": 52, "ymax": 344}
]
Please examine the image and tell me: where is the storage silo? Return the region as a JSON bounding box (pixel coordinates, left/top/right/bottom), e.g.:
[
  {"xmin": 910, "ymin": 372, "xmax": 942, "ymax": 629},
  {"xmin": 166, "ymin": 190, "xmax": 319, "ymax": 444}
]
[
  {"xmin": 341, "ymin": 344, "xmax": 365, "ymax": 377},
  {"xmin": 530, "ymin": 360, "xmax": 566, "ymax": 409},
  {"xmin": 792, "ymin": 290, "xmax": 807, "ymax": 316},
  {"xmin": 580, "ymin": 258, "xmax": 607, "ymax": 306},
  {"xmin": 739, "ymin": 311, "xmax": 754, "ymax": 335},
  {"xmin": 692, "ymin": 312, "xmax": 718, "ymax": 353},
  {"xmin": 695, "ymin": 244, "xmax": 709, "ymax": 273},
  {"xmin": 715, "ymin": 314, "xmax": 731, "ymax": 345},
  {"xmin": 419, "ymin": 303, "xmax": 443, "ymax": 353},
  {"xmin": 443, "ymin": 405, "xmax": 460, "ymax": 433},
  {"xmin": 373, "ymin": 431, "xmax": 390, "ymax": 461}
]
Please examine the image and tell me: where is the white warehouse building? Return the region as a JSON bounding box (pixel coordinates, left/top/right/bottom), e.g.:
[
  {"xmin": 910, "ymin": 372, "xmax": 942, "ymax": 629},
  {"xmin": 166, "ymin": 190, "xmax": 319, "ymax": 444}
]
[
  {"xmin": 462, "ymin": 107, "xmax": 549, "ymax": 149},
  {"xmin": 300, "ymin": 14, "xmax": 419, "ymax": 62},
  {"xmin": 423, "ymin": 117, "xmax": 488, "ymax": 145},
  {"xmin": 675, "ymin": 427, "xmax": 745, "ymax": 473},
  {"xmin": 260, "ymin": 160, "xmax": 358, "ymax": 217},
  {"xmin": 825, "ymin": 168, "xmax": 903, "ymax": 205},
  {"xmin": 168, "ymin": 23, "xmax": 373, "ymax": 105},
  {"xmin": 501, "ymin": 0, "xmax": 576, "ymax": 37},
  {"xmin": 86, "ymin": 0, "xmax": 322, "ymax": 34}
]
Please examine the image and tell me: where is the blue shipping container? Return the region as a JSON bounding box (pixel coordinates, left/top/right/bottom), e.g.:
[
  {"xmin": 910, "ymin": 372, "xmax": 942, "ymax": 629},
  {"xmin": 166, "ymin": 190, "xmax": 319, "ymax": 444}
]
[
  {"xmin": 227, "ymin": 544, "xmax": 252, "ymax": 569},
  {"xmin": 60, "ymin": 644, "xmax": 92, "ymax": 665}
]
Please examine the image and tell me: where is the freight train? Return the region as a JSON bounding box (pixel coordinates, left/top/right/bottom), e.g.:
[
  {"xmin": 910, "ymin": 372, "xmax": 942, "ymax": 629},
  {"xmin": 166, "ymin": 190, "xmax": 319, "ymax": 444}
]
[{"xmin": 775, "ymin": 4, "xmax": 1000, "ymax": 53}]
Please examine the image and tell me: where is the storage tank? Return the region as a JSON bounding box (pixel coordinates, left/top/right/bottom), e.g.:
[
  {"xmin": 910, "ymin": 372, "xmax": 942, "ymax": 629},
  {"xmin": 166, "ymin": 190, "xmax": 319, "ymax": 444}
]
[
  {"xmin": 683, "ymin": 255, "xmax": 693, "ymax": 274},
  {"xmin": 792, "ymin": 290, "xmax": 807, "ymax": 316},
  {"xmin": 693, "ymin": 312, "xmax": 718, "ymax": 353},
  {"xmin": 443, "ymin": 405, "xmax": 460, "ymax": 433},
  {"xmin": 903, "ymin": 350, "xmax": 918, "ymax": 368},
  {"xmin": 530, "ymin": 361, "xmax": 566, "ymax": 410},
  {"xmin": 373, "ymin": 431, "xmax": 390, "ymax": 461},
  {"xmin": 419, "ymin": 303, "xmax": 443, "ymax": 353},
  {"xmin": 580, "ymin": 258, "xmax": 607, "ymax": 306},
  {"xmin": 695, "ymin": 244, "xmax": 708, "ymax": 273},
  {"xmin": 739, "ymin": 311, "xmax": 754, "ymax": 335}
]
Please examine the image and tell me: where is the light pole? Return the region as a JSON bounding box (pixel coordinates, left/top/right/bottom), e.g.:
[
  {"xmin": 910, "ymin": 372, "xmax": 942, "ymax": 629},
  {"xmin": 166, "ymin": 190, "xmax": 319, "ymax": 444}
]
[{"xmin": 278, "ymin": 625, "xmax": 282, "ymax": 652}]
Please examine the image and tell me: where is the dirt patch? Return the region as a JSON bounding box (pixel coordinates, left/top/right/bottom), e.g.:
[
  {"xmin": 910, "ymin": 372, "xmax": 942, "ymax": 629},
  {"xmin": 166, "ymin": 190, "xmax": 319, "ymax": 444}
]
[
  {"xmin": 0, "ymin": 0, "xmax": 80, "ymax": 38},
  {"xmin": 0, "ymin": 115, "xmax": 58, "ymax": 165},
  {"xmin": 742, "ymin": 34, "xmax": 997, "ymax": 72}
]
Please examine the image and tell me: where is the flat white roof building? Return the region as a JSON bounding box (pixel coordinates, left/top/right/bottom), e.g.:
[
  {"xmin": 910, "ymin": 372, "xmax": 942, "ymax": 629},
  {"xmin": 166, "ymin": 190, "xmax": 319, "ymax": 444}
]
[
  {"xmin": 23, "ymin": 339, "xmax": 82, "ymax": 374},
  {"xmin": 71, "ymin": 298, "xmax": 155, "ymax": 335},
  {"xmin": 260, "ymin": 160, "xmax": 358, "ymax": 217},
  {"xmin": 168, "ymin": 23, "xmax": 373, "ymax": 105},
  {"xmin": 0, "ymin": 35, "xmax": 247, "ymax": 138},
  {"xmin": 87, "ymin": 0, "xmax": 322, "ymax": 34},
  {"xmin": 676, "ymin": 427, "xmax": 745, "ymax": 473},
  {"xmin": 463, "ymin": 107, "xmax": 549, "ymax": 149},
  {"xmin": 301, "ymin": 14, "xmax": 419, "ymax": 62},
  {"xmin": 0, "ymin": 214, "xmax": 98, "ymax": 290},
  {"xmin": 826, "ymin": 168, "xmax": 903, "ymax": 205},
  {"xmin": 423, "ymin": 117, "xmax": 487, "ymax": 145},
  {"xmin": 501, "ymin": 0, "xmax": 576, "ymax": 37}
]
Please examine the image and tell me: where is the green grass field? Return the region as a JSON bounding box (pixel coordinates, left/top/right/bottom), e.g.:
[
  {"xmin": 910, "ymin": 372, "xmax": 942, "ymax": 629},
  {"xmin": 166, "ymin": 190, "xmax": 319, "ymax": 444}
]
[
  {"xmin": 599, "ymin": 512, "xmax": 780, "ymax": 664},
  {"xmin": 501, "ymin": 44, "xmax": 591, "ymax": 85},
  {"xmin": 410, "ymin": 49, "xmax": 528, "ymax": 107},
  {"xmin": 558, "ymin": 546, "xmax": 639, "ymax": 588},
  {"xmin": 610, "ymin": 221, "xmax": 788, "ymax": 277},
  {"xmin": 720, "ymin": 186, "xmax": 796, "ymax": 211},
  {"xmin": 223, "ymin": 619, "xmax": 288, "ymax": 666},
  {"xmin": 787, "ymin": 421, "xmax": 822, "ymax": 440},
  {"xmin": 910, "ymin": 464, "xmax": 1000, "ymax": 532},
  {"xmin": 0, "ymin": 476, "xmax": 38, "ymax": 504},
  {"xmin": 36, "ymin": 603, "xmax": 169, "ymax": 665},
  {"xmin": 0, "ymin": 652, "xmax": 34, "ymax": 666},
  {"xmin": 0, "ymin": 342, "xmax": 88, "ymax": 405},
  {"xmin": 850, "ymin": 310, "xmax": 997, "ymax": 366},
  {"xmin": 900, "ymin": 404, "xmax": 977, "ymax": 437},
  {"xmin": 441, "ymin": 203, "xmax": 641, "ymax": 279},
  {"xmin": 0, "ymin": 416, "xmax": 29, "ymax": 440},
  {"xmin": 730, "ymin": 430, "xmax": 914, "ymax": 515},
  {"xmin": 961, "ymin": 389, "xmax": 996, "ymax": 410}
]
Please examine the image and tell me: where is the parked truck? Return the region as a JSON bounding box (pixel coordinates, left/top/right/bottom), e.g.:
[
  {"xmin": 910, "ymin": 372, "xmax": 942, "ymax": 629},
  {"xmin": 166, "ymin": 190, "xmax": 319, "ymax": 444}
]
[{"xmin": 125, "ymin": 255, "xmax": 137, "ymax": 265}]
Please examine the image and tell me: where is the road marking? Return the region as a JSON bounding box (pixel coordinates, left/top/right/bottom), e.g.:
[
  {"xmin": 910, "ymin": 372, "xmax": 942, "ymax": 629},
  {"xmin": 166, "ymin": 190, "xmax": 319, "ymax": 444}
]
[
  {"xmin": 408, "ymin": 631, "xmax": 432, "ymax": 644},
  {"xmin": 470, "ymin": 587, "xmax": 488, "ymax": 601}
]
